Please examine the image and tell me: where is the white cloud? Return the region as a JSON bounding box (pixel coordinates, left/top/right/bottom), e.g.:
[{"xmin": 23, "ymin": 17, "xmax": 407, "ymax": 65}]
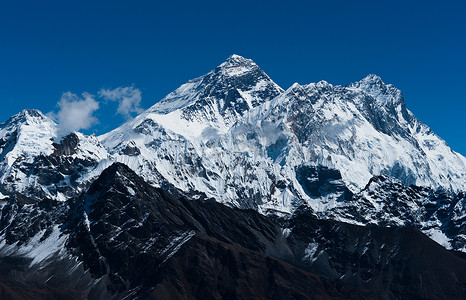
[
  {"xmin": 48, "ymin": 92, "xmax": 99, "ymax": 132},
  {"xmin": 98, "ymin": 86, "xmax": 143, "ymax": 118}
]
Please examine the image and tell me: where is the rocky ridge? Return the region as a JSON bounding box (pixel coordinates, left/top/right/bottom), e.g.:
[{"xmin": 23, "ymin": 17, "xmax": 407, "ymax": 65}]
[{"xmin": 0, "ymin": 163, "xmax": 464, "ymax": 299}]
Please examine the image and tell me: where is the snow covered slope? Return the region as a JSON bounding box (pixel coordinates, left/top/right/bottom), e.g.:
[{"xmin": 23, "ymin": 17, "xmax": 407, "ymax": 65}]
[
  {"xmin": 101, "ymin": 56, "xmax": 466, "ymax": 210},
  {"xmin": 99, "ymin": 55, "xmax": 465, "ymax": 251},
  {"xmin": 234, "ymin": 76, "xmax": 466, "ymax": 193},
  {"xmin": 0, "ymin": 109, "xmax": 111, "ymax": 200},
  {"xmin": 143, "ymin": 54, "xmax": 283, "ymax": 137},
  {"xmin": 100, "ymin": 54, "xmax": 284, "ymax": 196},
  {"xmin": 0, "ymin": 55, "xmax": 464, "ymax": 252}
]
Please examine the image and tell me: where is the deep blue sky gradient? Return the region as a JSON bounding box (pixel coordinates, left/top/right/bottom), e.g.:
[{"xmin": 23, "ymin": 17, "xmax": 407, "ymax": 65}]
[{"xmin": 1, "ymin": 0, "xmax": 465, "ymax": 154}]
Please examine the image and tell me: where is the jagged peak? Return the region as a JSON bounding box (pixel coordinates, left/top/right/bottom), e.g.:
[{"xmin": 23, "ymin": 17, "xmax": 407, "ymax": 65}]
[
  {"xmin": 348, "ymin": 74, "xmax": 399, "ymax": 92},
  {"xmin": 103, "ymin": 161, "xmax": 133, "ymax": 175},
  {"xmin": 94, "ymin": 162, "xmax": 135, "ymax": 183},
  {"xmin": 282, "ymin": 82, "xmax": 306, "ymax": 97},
  {"xmin": 347, "ymin": 74, "xmax": 403, "ymax": 106},
  {"xmin": 305, "ymin": 80, "xmax": 333, "ymax": 90},
  {"xmin": 216, "ymin": 54, "xmax": 260, "ymax": 77},
  {"xmin": 19, "ymin": 109, "xmax": 45, "ymax": 118},
  {"xmin": 360, "ymin": 74, "xmax": 384, "ymax": 84},
  {"xmin": 285, "ymin": 80, "xmax": 334, "ymax": 97},
  {"xmin": 347, "ymin": 74, "xmax": 387, "ymax": 89},
  {"xmin": 2, "ymin": 109, "xmax": 52, "ymax": 127},
  {"xmin": 221, "ymin": 54, "xmax": 255, "ymax": 66},
  {"xmin": 86, "ymin": 162, "xmax": 141, "ymax": 195},
  {"xmin": 148, "ymin": 54, "xmax": 282, "ymax": 116},
  {"xmin": 289, "ymin": 82, "xmax": 302, "ymax": 90},
  {"xmin": 229, "ymin": 54, "xmax": 246, "ymax": 60}
]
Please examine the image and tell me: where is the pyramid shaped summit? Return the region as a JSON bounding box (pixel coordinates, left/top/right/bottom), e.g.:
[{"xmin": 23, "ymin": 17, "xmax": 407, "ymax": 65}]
[
  {"xmin": 0, "ymin": 55, "xmax": 465, "ymax": 263},
  {"xmin": 222, "ymin": 54, "xmax": 254, "ymax": 65},
  {"xmin": 2, "ymin": 109, "xmax": 51, "ymax": 127},
  {"xmin": 142, "ymin": 54, "xmax": 283, "ymax": 135},
  {"xmin": 216, "ymin": 54, "xmax": 258, "ymax": 75}
]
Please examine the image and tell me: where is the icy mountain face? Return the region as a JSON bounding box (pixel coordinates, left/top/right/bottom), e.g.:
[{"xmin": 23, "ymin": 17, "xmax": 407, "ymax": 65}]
[
  {"xmin": 238, "ymin": 76, "xmax": 466, "ymax": 192},
  {"xmin": 147, "ymin": 54, "xmax": 283, "ymax": 136},
  {"xmin": 0, "ymin": 109, "xmax": 111, "ymax": 201},
  {"xmin": 217, "ymin": 76, "xmax": 466, "ymax": 247},
  {"xmin": 310, "ymin": 174, "xmax": 466, "ymax": 251},
  {"xmin": 218, "ymin": 75, "xmax": 466, "ymax": 209},
  {"xmin": 101, "ymin": 64, "xmax": 466, "ymax": 209},
  {"xmin": 99, "ymin": 54, "xmax": 284, "ymax": 199},
  {"xmin": 0, "ymin": 56, "xmax": 465, "ymax": 297},
  {"xmin": 99, "ymin": 56, "xmax": 465, "ymax": 251},
  {"xmin": 0, "ymin": 56, "xmax": 464, "ymax": 252}
]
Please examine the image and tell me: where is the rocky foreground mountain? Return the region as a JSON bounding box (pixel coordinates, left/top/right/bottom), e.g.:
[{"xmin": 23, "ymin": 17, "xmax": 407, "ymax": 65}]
[
  {"xmin": 0, "ymin": 55, "xmax": 465, "ymax": 298},
  {"xmin": 0, "ymin": 163, "xmax": 464, "ymax": 299}
]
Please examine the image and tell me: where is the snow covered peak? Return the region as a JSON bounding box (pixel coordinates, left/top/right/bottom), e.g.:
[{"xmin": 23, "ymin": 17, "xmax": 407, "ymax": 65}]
[
  {"xmin": 285, "ymin": 80, "xmax": 334, "ymax": 94},
  {"xmin": 348, "ymin": 74, "xmax": 403, "ymax": 107},
  {"xmin": 149, "ymin": 54, "xmax": 282, "ymax": 114},
  {"xmin": 222, "ymin": 54, "xmax": 254, "ymax": 65},
  {"xmin": 17, "ymin": 108, "xmax": 47, "ymax": 119},
  {"xmin": 2, "ymin": 109, "xmax": 53, "ymax": 127},
  {"xmin": 350, "ymin": 74, "xmax": 389, "ymax": 92},
  {"xmin": 217, "ymin": 54, "xmax": 258, "ymax": 76},
  {"xmin": 0, "ymin": 109, "xmax": 57, "ymax": 161},
  {"xmin": 139, "ymin": 55, "xmax": 283, "ymax": 136},
  {"xmin": 227, "ymin": 53, "xmax": 248, "ymax": 61},
  {"xmin": 304, "ymin": 80, "xmax": 334, "ymax": 91},
  {"xmin": 357, "ymin": 74, "xmax": 384, "ymax": 85},
  {"xmin": 0, "ymin": 108, "xmax": 111, "ymax": 201}
]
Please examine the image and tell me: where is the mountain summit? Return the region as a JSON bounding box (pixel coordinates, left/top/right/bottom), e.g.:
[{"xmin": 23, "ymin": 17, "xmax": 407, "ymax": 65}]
[
  {"xmin": 98, "ymin": 56, "xmax": 466, "ymax": 250},
  {"xmin": 0, "ymin": 56, "xmax": 465, "ymax": 298},
  {"xmin": 0, "ymin": 55, "xmax": 465, "ymax": 252},
  {"xmin": 0, "ymin": 109, "xmax": 110, "ymax": 200},
  {"xmin": 144, "ymin": 54, "xmax": 283, "ymax": 136}
]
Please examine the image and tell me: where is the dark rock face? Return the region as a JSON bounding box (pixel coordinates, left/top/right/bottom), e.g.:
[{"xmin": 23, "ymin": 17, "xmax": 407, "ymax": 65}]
[
  {"xmin": 119, "ymin": 142, "xmax": 141, "ymax": 156},
  {"xmin": 286, "ymin": 209, "xmax": 466, "ymax": 300},
  {"xmin": 65, "ymin": 163, "xmax": 283, "ymax": 294},
  {"xmin": 52, "ymin": 133, "xmax": 80, "ymax": 156},
  {"xmin": 296, "ymin": 165, "xmax": 353, "ymax": 200},
  {"xmin": 0, "ymin": 195, "xmax": 67, "ymax": 245},
  {"xmin": 149, "ymin": 234, "xmax": 378, "ymax": 300},
  {"xmin": 0, "ymin": 163, "xmax": 463, "ymax": 299},
  {"xmin": 0, "ymin": 130, "xmax": 18, "ymax": 162},
  {"xmin": 323, "ymin": 175, "xmax": 466, "ymax": 250}
]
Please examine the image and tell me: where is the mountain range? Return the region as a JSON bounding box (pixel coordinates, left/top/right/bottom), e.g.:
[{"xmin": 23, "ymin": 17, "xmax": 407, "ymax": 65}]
[{"xmin": 0, "ymin": 55, "xmax": 464, "ymax": 299}]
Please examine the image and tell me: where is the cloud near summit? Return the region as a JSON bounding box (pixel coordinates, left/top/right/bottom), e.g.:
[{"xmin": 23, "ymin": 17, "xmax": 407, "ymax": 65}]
[
  {"xmin": 48, "ymin": 85, "xmax": 143, "ymax": 133},
  {"xmin": 98, "ymin": 86, "xmax": 143, "ymax": 118},
  {"xmin": 48, "ymin": 92, "xmax": 100, "ymax": 132}
]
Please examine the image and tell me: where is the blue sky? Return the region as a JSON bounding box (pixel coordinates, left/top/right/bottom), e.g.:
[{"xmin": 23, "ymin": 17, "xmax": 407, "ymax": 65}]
[{"xmin": 1, "ymin": 0, "xmax": 465, "ymax": 154}]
